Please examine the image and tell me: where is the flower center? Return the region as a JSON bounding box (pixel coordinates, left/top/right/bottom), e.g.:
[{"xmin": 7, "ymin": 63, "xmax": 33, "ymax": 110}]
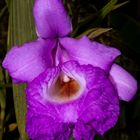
[
  {"xmin": 57, "ymin": 75, "xmax": 80, "ymax": 97},
  {"xmin": 50, "ymin": 73, "xmax": 80, "ymax": 102}
]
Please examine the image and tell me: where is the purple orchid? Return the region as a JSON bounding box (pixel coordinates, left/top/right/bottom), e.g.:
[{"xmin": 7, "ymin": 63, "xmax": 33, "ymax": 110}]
[{"xmin": 2, "ymin": 0, "xmax": 137, "ymax": 139}]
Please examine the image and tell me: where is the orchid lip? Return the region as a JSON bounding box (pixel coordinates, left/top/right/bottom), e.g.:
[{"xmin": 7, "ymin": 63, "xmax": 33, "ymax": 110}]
[{"xmin": 46, "ymin": 72, "xmax": 85, "ymax": 104}]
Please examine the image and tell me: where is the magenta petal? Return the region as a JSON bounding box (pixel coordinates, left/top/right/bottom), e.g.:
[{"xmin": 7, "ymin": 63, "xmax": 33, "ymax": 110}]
[
  {"xmin": 59, "ymin": 36, "xmax": 121, "ymax": 71},
  {"xmin": 26, "ymin": 61, "xmax": 120, "ymax": 139},
  {"xmin": 78, "ymin": 85, "xmax": 119, "ymax": 135},
  {"xmin": 73, "ymin": 121, "xmax": 96, "ymax": 140},
  {"xmin": 26, "ymin": 113, "xmax": 71, "ymax": 140},
  {"xmin": 2, "ymin": 39, "xmax": 56, "ymax": 83},
  {"xmin": 110, "ymin": 64, "xmax": 137, "ymax": 101},
  {"xmin": 33, "ymin": 0, "xmax": 72, "ymax": 38}
]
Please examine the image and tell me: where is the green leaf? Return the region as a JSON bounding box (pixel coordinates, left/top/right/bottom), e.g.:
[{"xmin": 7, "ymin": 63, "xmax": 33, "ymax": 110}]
[
  {"xmin": 72, "ymin": 0, "xmax": 118, "ymax": 36},
  {"xmin": 113, "ymin": 1, "xmax": 129, "ymax": 10},
  {"xmin": 12, "ymin": 84, "xmax": 28, "ymax": 139},
  {"xmin": 98, "ymin": 0, "xmax": 118, "ymax": 19},
  {"xmin": 7, "ymin": 0, "xmax": 37, "ymax": 139},
  {"xmin": 77, "ymin": 27, "xmax": 112, "ymax": 39}
]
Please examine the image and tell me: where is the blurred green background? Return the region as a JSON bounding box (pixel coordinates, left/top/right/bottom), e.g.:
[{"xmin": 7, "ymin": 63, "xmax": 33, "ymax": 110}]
[{"xmin": 0, "ymin": 0, "xmax": 140, "ymax": 140}]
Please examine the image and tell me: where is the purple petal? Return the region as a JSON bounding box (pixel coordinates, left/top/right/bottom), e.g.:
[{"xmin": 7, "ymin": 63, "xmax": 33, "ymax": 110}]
[
  {"xmin": 33, "ymin": 0, "xmax": 72, "ymax": 38},
  {"xmin": 110, "ymin": 64, "xmax": 137, "ymax": 101},
  {"xmin": 26, "ymin": 61, "xmax": 119, "ymax": 139},
  {"xmin": 78, "ymin": 81, "xmax": 119, "ymax": 135},
  {"xmin": 59, "ymin": 36, "xmax": 121, "ymax": 71},
  {"xmin": 26, "ymin": 112, "xmax": 71, "ymax": 140},
  {"xmin": 2, "ymin": 39, "xmax": 56, "ymax": 83},
  {"xmin": 73, "ymin": 121, "xmax": 96, "ymax": 140}
]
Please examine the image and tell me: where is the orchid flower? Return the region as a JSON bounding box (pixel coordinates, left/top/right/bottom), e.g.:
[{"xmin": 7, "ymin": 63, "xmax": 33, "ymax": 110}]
[{"xmin": 2, "ymin": 0, "xmax": 137, "ymax": 139}]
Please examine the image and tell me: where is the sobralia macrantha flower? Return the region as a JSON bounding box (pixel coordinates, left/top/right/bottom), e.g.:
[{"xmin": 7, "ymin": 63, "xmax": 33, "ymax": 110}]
[{"xmin": 2, "ymin": 0, "xmax": 137, "ymax": 139}]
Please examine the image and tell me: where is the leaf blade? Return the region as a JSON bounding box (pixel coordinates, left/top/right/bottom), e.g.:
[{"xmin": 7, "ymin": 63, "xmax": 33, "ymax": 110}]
[{"xmin": 7, "ymin": 0, "xmax": 37, "ymax": 139}]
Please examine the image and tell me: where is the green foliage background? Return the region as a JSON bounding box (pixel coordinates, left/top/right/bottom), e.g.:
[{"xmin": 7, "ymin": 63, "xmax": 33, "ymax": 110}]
[{"xmin": 0, "ymin": 0, "xmax": 140, "ymax": 140}]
